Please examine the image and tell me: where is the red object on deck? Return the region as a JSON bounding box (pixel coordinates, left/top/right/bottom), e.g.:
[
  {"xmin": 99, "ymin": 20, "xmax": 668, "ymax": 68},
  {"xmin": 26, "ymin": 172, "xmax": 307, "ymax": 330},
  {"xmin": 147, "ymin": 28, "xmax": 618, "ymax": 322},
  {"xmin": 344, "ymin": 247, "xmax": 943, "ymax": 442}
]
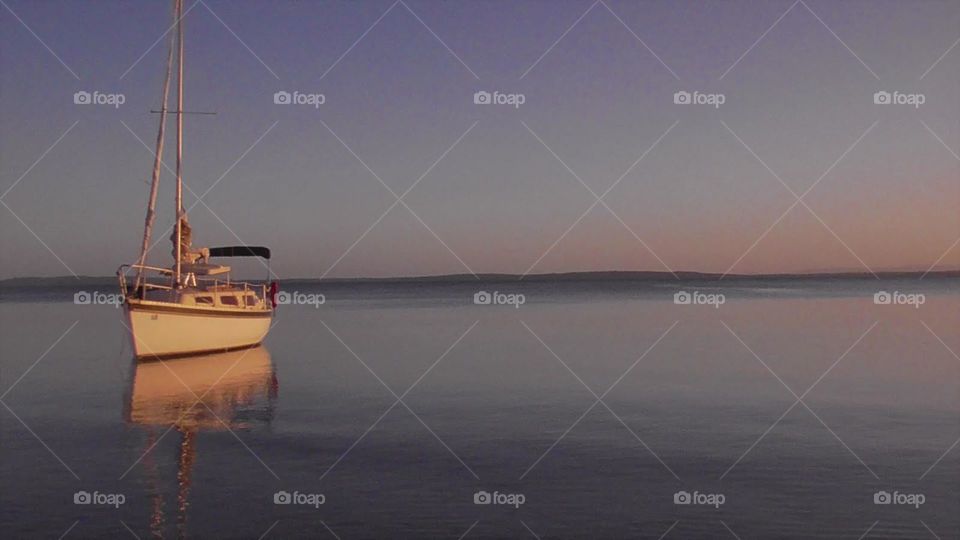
[{"xmin": 269, "ymin": 281, "xmax": 279, "ymax": 309}]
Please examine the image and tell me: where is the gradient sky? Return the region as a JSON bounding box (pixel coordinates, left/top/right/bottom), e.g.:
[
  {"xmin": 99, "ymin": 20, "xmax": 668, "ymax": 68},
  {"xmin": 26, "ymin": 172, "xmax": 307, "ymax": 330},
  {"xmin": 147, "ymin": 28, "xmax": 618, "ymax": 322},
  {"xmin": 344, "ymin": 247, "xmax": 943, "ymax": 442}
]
[{"xmin": 1, "ymin": 0, "xmax": 958, "ymax": 278}]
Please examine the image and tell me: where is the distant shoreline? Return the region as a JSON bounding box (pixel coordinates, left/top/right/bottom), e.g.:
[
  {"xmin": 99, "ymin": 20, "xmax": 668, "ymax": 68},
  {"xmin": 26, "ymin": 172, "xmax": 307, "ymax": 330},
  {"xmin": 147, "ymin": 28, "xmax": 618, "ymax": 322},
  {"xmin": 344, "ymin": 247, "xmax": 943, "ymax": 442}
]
[{"xmin": 2, "ymin": 269, "xmax": 957, "ymax": 288}]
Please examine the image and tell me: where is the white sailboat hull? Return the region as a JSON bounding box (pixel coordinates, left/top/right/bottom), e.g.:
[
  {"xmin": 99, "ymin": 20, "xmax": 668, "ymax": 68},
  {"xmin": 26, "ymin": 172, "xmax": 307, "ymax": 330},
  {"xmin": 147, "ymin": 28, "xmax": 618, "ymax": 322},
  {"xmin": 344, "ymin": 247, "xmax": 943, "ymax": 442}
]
[{"xmin": 126, "ymin": 300, "xmax": 272, "ymax": 358}]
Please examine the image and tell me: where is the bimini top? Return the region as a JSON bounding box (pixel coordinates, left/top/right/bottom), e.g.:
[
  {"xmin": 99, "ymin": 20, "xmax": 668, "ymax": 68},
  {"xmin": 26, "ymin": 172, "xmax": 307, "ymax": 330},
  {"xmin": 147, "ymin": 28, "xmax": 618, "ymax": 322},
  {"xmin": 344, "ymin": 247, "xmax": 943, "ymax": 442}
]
[{"xmin": 208, "ymin": 246, "xmax": 271, "ymax": 259}]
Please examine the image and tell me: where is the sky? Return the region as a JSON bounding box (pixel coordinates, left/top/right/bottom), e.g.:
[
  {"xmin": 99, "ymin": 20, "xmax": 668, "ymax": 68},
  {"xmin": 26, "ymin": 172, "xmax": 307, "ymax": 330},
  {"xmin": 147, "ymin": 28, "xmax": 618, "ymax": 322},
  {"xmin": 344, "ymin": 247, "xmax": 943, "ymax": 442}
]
[{"xmin": 0, "ymin": 0, "xmax": 958, "ymax": 279}]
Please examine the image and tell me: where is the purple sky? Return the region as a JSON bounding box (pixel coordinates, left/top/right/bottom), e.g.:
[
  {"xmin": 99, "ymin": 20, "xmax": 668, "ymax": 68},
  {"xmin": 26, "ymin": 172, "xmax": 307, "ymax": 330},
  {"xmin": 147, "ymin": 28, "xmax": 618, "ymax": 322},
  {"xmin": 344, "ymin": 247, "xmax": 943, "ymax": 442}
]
[{"xmin": 1, "ymin": 0, "xmax": 958, "ymax": 278}]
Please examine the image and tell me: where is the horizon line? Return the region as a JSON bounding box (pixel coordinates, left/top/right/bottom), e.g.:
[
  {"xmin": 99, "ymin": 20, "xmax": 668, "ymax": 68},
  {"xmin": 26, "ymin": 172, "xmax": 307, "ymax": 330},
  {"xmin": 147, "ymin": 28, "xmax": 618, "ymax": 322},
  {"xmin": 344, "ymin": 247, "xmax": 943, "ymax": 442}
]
[{"xmin": 3, "ymin": 268, "xmax": 958, "ymax": 285}]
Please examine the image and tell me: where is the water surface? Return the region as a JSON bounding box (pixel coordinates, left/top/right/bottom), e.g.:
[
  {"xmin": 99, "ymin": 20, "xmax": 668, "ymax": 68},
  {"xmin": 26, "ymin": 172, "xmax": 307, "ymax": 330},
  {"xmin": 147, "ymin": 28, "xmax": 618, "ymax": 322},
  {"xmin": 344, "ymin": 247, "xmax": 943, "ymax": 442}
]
[{"xmin": 1, "ymin": 278, "xmax": 957, "ymax": 538}]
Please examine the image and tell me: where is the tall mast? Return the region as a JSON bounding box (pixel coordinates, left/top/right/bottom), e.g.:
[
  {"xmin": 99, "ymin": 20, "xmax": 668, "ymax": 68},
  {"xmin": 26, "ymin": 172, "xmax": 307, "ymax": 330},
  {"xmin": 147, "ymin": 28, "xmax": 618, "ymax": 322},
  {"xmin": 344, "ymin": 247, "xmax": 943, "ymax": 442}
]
[
  {"xmin": 134, "ymin": 0, "xmax": 177, "ymax": 290},
  {"xmin": 174, "ymin": 0, "xmax": 184, "ymax": 286}
]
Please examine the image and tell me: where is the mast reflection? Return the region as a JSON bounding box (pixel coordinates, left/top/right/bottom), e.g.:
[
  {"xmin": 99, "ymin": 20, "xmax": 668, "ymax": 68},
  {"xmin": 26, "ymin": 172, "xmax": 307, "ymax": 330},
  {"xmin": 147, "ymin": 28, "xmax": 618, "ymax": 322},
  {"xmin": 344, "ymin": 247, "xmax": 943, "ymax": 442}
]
[{"xmin": 125, "ymin": 345, "xmax": 277, "ymax": 538}]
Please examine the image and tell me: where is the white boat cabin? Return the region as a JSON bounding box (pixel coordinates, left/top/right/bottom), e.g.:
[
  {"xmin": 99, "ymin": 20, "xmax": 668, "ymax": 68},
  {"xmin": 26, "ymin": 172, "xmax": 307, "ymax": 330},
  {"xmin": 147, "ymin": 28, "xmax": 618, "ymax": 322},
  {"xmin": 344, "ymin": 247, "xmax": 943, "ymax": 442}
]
[{"xmin": 180, "ymin": 286, "xmax": 267, "ymax": 310}]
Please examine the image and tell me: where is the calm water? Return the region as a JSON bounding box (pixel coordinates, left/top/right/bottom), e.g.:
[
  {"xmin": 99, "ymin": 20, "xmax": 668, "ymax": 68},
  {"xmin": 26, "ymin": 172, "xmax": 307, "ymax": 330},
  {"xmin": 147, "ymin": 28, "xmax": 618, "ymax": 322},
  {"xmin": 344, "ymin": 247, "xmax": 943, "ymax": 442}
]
[{"xmin": 1, "ymin": 278, "xmax": 957, "ymax": 538}]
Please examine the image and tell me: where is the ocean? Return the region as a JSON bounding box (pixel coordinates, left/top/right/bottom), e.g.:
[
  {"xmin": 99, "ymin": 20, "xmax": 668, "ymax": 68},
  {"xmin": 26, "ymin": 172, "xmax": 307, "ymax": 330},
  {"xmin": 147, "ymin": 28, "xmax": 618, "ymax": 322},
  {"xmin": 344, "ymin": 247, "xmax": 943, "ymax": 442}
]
[{"xmin": 1, "ymin": 276, "xmax": 957, "ymax": 538}]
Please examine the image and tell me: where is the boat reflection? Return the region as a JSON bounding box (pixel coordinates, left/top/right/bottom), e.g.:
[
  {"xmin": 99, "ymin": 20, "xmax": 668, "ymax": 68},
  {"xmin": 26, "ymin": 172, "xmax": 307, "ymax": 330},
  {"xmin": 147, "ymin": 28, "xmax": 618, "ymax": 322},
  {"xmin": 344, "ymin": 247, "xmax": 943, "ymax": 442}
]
[{"xmin": 124, "ymin": 345, "xmax": 277, "ymax": 538}]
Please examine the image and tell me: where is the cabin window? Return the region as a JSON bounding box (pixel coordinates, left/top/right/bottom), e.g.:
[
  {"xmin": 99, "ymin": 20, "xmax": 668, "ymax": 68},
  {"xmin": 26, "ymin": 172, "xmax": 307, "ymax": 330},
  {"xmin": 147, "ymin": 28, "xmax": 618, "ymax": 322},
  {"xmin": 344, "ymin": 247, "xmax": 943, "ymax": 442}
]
[
  {"xmin": 244, "ymin": 296, "xmax": 259, "ymax": 307},
  {"xmin": 195, "ymin": 296, "xmax": 214, "ymax": 305},
  {"xmin": 220, "ymin": 295, "xmax": 239, "ymax": 306}
]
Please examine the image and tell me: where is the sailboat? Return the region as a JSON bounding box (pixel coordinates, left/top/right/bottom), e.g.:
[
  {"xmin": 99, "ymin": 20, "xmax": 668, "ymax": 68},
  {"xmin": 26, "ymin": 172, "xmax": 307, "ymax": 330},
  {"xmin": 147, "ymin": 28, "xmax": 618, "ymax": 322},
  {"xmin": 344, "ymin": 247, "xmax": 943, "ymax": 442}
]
[{"xmin": 118, "ymin": 0, "xmax": 275, "ymax": 359}]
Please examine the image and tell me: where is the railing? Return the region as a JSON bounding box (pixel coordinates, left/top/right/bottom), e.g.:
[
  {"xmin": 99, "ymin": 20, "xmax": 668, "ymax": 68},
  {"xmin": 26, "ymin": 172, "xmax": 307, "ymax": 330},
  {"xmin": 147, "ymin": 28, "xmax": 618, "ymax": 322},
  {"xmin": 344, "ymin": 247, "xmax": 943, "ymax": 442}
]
[
  {"xmin": 117, "ymin": 264, "xmax": 270, "ymax": 306},
  {"xmin": 117, "ymin": 264, "xmax": 175, "ymax": 296}
]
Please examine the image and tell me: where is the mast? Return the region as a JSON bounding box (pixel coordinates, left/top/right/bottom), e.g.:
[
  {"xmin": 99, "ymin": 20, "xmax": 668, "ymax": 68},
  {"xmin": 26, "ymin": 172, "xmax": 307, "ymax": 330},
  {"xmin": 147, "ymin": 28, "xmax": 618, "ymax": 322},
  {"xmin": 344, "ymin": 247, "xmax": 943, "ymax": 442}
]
[
  {"xmin": 135, "ymin": 0, "xmax": 177, "ymax": 291},
  {"xmin": 174, "ymin": 0, "xmax": 185, "ymax": 286}
]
